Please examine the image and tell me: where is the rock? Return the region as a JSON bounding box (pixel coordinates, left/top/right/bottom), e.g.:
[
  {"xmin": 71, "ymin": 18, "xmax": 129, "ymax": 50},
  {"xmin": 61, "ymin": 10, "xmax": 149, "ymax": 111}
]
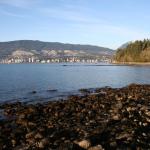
[
  {"xmin": 37, "ymin": 138, "xmax": 49, "ymax": 148},
  {"xmin": 126, "ymin": 107, "xmax": 132, "ymax": 112},
  {"xmin": 26, "ymin": 138, "xmax": 35, "ymax": 145},
  {"xmin": 110, "ymin": 141, "xmax": 117, "ymax": 147},
  {"xmin": 11, "ymin": 139, "xmax": 16, "ymax": 147},
  {"xmin": 145, "ymin": 111, "xmax": 150, "ymax": 117},
  {"xmin": 4, "ymin": 108, "xmax": 15, "ymax": 116},
  {"xmin": 25, "ymin": 131, "xmax": 35, "ymax": 139},
  {"xmin": 146, "ymin": 118, "xmax": 150, "ymax": 123},
  {"xmin": 1, "ymin": 84, "xmax": 150, "ymax": 149},
  {"xmin": 28, "ymin": 122, "xmax": 36, "ymax": 127},
  {"xmin": 112, "ymin": 114, "xmax": 121, "ymax": 120},
  {"xmin": 18, "ymin": 113, "xmax": 26, "ymax": 120},
  {"xmin": 34, "ymin": 132, "xmax": 43, "ymax": 139},
  {"xmin": 31, "ymin": 91, "xmax": 37, "ymax": 94},
  {"xmin": 13, "ymin": 144, "xmax": 30, "ymax": 150},
  {"xmin": 88, "ymin": 145, "xmax": 104, "ymax": 150},
  {"xmin": 116, "ymin": 133, "xmax": 131, "ymax": 140},
  {"xmin": 116, "ymin": 102, "xmax": 123, "ymax": 109},
  {"xmin": 79, "ymin": 89, "xmax": 90, "ymax": 93},
  {"xmin": 76, "ymin": 139, "xmax": 91, "ymax": 149},
  {"xmin": 59, "ymin": 142, "xmax": 85, "ymax": 150}
]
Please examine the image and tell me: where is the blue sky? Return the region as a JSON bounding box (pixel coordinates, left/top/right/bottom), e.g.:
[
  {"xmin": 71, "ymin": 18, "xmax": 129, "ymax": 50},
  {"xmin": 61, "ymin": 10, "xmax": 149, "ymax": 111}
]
[{"xmin": 0, "ymin": 0, "xmax": 150, "ymax": 49}]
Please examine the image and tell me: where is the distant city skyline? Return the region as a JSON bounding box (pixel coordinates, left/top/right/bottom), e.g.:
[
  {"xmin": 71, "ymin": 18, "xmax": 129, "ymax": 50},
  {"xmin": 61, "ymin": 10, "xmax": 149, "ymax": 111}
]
[{"xmin": 0, "ymin": 0, "xmax": 150, "ymax": 49}]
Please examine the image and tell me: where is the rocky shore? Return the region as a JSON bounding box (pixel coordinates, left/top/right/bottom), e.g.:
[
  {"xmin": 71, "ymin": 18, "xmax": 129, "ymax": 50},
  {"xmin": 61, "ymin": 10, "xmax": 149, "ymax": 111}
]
[{"xmin": 0, "ymin": 84, "xmax": 150, "ymax": 150}]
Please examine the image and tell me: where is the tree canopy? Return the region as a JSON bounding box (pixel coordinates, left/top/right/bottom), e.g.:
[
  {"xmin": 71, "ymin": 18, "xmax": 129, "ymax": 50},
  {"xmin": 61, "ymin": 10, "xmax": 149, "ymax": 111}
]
[{"xmin": 115, "ymin": 39, "xmax": 150, "ymax": 62}]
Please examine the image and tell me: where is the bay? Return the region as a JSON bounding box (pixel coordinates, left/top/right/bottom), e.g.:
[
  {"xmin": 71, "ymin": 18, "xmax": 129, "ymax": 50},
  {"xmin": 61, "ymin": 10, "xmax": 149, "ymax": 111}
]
[{"xmin": 0, "ymin": 63, "xmax": 150, "ymax": 103}]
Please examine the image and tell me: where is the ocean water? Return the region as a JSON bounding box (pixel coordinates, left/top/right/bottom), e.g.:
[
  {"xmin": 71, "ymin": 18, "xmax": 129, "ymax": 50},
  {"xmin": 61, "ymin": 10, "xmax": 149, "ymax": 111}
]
[{"xmin": 0, "ymin": 63, "xmax": 150, "ymax": 103}]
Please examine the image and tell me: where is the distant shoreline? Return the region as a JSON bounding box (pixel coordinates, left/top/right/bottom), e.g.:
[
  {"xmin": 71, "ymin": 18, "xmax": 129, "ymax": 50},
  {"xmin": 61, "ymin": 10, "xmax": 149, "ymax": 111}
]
[
  {"xmin": 0, "ymin": 62, "xmax": 150, "ymax": 67},
  {"xmin": 0, "ymin": 62, "xmax": 150, "ymax": 66},
  {"xmin": 112, "ymin": 62, "xmax": 150, "ymax": 66}
]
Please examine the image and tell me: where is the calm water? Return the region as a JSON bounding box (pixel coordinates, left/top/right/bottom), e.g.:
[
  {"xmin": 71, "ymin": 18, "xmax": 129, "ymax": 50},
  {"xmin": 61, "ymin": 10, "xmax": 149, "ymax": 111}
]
[{"xmin": 0, "ymin": 63, "xmax": 150, "ymax": 103}]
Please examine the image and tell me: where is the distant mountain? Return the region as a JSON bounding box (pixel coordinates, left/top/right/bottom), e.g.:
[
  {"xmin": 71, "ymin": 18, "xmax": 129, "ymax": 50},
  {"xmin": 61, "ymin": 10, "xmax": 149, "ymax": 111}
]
[
  {"xmin": 0, "ymin": 40, "xmax": 114, "ymax": 60},
  {"xmin": 118, "ymin": 41, "xmax": 132, "ymax": 49},
  {"xmin": 115, "ymin": 39, "xmax": 150, "ymax": 62}
]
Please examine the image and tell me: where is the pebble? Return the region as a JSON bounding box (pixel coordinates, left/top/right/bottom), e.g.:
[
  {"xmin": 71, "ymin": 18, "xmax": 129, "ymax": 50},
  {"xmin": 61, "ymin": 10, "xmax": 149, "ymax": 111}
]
[
  {"xmin": 34, "ymin": 132, "xmax": 43, "ymax": 139},
  {"xmin": 37, "ymin": 138, "xmax": 49, "ymax": 148},
  {"xmin": 77, "ymin": 139, "xmax": 91, "ymax": 149}
]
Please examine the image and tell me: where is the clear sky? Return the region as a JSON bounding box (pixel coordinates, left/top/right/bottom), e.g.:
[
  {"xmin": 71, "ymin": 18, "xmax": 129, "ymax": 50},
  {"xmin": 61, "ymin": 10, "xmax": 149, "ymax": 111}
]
[{"xmin": 0, "ymin": 0, "xmax": 150, "ymax": 49}]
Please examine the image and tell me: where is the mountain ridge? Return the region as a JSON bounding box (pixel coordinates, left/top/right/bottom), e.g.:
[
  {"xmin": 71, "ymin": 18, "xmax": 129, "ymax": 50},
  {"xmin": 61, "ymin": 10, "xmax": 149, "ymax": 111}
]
[
  {"xmin": 118, "ymin": 41, "xmax": 132, "ymax": 49},
  {"xmin": 0, "ymin": 40, "xmax": 114, "ymax": 60}
]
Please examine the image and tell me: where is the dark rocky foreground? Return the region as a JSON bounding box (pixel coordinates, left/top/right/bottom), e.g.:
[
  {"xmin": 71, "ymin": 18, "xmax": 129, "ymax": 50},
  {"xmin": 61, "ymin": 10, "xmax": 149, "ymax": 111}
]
[{"xmin": 0, "ymin": 84, "xmax": 150, "ymax": 150}]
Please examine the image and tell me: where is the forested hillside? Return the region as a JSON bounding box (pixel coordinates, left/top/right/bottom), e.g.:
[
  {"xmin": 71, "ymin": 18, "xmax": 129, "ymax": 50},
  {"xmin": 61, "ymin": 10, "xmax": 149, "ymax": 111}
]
[
  {"xmin": 0, "ymin": 40, "xmax": 114, "ymax": 59},
  {"xmin": 115, "ymin": 39, "xmax": 150, "ymax": 62}
]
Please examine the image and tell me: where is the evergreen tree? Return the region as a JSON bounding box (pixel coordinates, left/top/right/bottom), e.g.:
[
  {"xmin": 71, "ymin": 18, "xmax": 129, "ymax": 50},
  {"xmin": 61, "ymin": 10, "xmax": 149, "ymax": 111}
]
[{"xmin": 115, "ymin": 39, "xmax": 150, "ymax": 62}]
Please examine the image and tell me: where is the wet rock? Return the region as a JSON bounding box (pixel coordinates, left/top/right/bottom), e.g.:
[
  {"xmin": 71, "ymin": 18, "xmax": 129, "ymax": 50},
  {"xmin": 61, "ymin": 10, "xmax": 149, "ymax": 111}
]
[
  {"xmin": 0, "ymin": 84, "xmax": 150, "ymax": 149},
  {"xmin": 116, "ymin": 133, "xmax": 132, "ymax": 140},
  {"xmin": 115, "ymin": 102, "xmax": 123, "ymax": 109},
  {"xmin": 145, "ymin": 111, "xmax": 150, "ymax": 117},
  {"xmin": 13, "ymin": 144, "xmax": 30, "ymax": 150},
  {"xmin": 88, "ymin": 145, "xmax": 104, "ymax": 150},
  {"xmin": 76, "ymin": 139, "xmax": 91, "ymax": 149},
  {"xmin": 37, "ymin": 138, "xmax": 49, "ymax": 148},
  {"xmin": 11, "ymin": 139, "xmax": 16, "ymax": 147},
  {"xmin": 18, "ymin": 113, "xmax": 26, "ymax": 120},
  {"xmin": 34, "ymin": 132, "xmax": 43, "ymax": 139},
  {"xmin": 112, "ymin": 114, "xmax": 121, "ymax": 121},
  {"xmin": 31, "ymin": 91, "xmax": 37, "ymax": 94},
  {"xmin": 26, "ymin": 138, "xmax": 36, "ymax": 145},
  {"xmin": 59, "ymin": 142, "xmax": 85, "ymax": 150},
  {"xmin": 110, "ymin": 141, "xmax": 117, "ymax": 147},
  {"xmin": 25, "ymin": 131, "xmax": 36, "ymax": 139},
  {"xmin": 28, "ymin": 121, "xmax": 36, "ymax": 127},
  {"xmin": 79, "ymin": 89, "xmax": 90, "ymax": 93},
  {"xmin": 3, "ymin": 108, "xmax": 15, "ymax": 116}
]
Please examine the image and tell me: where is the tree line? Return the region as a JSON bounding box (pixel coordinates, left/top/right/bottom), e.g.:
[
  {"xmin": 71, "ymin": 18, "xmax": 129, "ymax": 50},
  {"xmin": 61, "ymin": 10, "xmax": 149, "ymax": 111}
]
[{"xmin": 115, "ymin": 39, "xmax": 150, "ymax": 62}]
